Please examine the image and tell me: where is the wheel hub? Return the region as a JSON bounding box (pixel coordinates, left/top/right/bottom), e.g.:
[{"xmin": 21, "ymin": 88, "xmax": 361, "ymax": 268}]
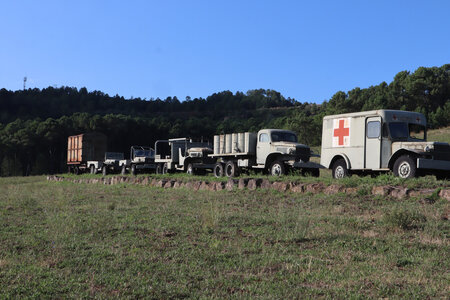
[
  {"xmin": 335, "ymin": 166, "xmax": 345, "ymax": 178},
  {"xmin": 398, "ymin": 162, "xmax": 411, "ymax": 178}
]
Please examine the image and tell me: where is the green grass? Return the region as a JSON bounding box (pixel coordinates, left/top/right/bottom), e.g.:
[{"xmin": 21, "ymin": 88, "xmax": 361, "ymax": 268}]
[
  {"xmin": 0, "ymin": 176, "xmax": 449, "ymax": 298},
  {"xmin": 428, "ymin": 126, "xmax": 450, "ymax": 144}
]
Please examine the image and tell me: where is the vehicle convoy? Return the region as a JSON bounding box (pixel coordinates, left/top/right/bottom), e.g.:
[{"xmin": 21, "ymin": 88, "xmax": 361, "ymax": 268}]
[
  {"xmin": 67, "ymin": 132, "xmax": 107, "ymax": 174},
  {"xmin": 89, "ymin": 152, "xmax": 128, "ymax": 176},
  {"xmin": 154, "ymin": 138, "xmax": 215, "ymax": 174},
  {"xmin": 209, "ymin": 129, "xmax": 321, "ymax": 177},
  {"xmin": 127, "ymin": 146, "xmax": 156, "ymax": 175},
  {"xmin": 320, "ymin": 109, "xmax": 450, "ymax": 179}
]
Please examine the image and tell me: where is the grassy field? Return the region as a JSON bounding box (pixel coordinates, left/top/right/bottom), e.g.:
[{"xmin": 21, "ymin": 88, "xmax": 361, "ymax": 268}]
[
  {"xmin": 0, "ymin": 176, "xmax": 449, "ymax": 298},
  {"xmin": 428, "ymin": 126, "xmax": 450, "ymax": 144}
]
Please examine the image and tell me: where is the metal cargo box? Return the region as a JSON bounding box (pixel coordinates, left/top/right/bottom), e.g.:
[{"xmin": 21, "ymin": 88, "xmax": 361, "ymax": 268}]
[{"xmin": 67, "ymin": 132, "xmax": 107, "ymax": 164}]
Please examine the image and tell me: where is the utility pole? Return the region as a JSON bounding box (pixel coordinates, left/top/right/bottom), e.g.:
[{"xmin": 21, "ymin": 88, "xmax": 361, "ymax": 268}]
[{"xmin": 23, "ymin": 76, "xmax": 27, "ymax": 90}]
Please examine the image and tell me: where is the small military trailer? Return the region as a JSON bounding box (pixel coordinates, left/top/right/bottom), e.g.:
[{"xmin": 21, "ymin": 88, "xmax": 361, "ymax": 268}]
[
  {"xmin": 67, "ymin": 132, "xmax": 107, "ymax": 174},
  {"xmin": 154, "ymin": 138, "xmax": 215, "ymax": 174},
  {"xmin": 88, "ymin": 152, "xmax": 127, "ymax": 176},
  {"xmin": 320, "ymin": 109, "xmax": 450, "ymax": 179},
  {"xmin": 128, "ymin": 146, "xmax": 156, "ymax": 175},
  {"xmin": 209, "ymin": 129, "xmax": 321, "ymax": 177}
]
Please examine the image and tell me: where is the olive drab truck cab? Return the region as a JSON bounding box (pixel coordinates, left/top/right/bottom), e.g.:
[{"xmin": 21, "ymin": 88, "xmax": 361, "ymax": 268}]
[
  {"xmin": 209, "ymin": 129, "xmax": 321, "ymax": 177},
  {"xmin": 320, "ymin": 110, "xmax": 450, "ymax": 179}
]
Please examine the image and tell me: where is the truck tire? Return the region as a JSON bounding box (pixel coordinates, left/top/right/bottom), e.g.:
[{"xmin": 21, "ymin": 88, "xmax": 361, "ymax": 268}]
[
  {"xmin": 332, "ymin": 159, "xmax": 349, "ymax": 179},
  {"xmin": 225, "ymin": 161, "xmax": 239, "ymax": 177},
  {"xmin": 155, "ymin": 164, "xmax": 162, "ymax": 174},
  {"xmin": 131, "ymin": 164, "xmax": 137, "ymax": 176},
  {"xmin": 90, "ymin": 165, "xmax": 96, "ymax": 174},
  {"xmin": 121, "ymin": 165, "xmax": 127, "ymax": 175},
  {"xmin": 213, "ymin": 162, "xmax": 224, "ymax": 178},
  {"xmin": 74, "ymin": 166, "xmax": 80, "ymax": 175},
  {"xmin": 162, "ymin": 163, "xmax": 169, "ymax": 174},
  {"xmin": 270, "ymin": 161, "xmax": 285, "ymax": 176},
  {"xmin": 186, "ymin": 163, "xmax": 194, "ymax": 175},
  {"xmin": 393, "ymin": 155, "xmax": 416, "ymax": 179},
  {"xmin": 102, "ymin": 166, "xmax": 107, "ymax": 176}
]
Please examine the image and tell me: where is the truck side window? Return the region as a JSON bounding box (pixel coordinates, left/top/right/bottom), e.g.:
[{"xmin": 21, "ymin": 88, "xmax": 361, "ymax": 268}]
[
  {"xmin": 367, "ymin": 121, "xmax": 380, "ymax": 138},
  {"xmin": 259, "ymin": 133, "xmax": 269, "ymax": 142}
]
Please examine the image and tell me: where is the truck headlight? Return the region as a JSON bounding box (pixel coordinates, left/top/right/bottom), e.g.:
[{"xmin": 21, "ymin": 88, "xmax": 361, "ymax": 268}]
[{"xmin": 424, "ymin": 145, "xmax": 434, "ymax": 152}]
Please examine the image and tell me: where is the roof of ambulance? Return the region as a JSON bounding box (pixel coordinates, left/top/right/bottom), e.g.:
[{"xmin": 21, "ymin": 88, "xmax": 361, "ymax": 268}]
[{"xmin": 323, "ymin": 109, "xmax": 423, "ymax": 120}]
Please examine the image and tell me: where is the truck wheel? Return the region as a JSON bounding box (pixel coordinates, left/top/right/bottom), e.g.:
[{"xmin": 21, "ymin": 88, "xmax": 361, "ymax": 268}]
[
  {"xmin": 102, "ymin": 166, "xmax": 107, "ymax": 176},
  {"xmin": 131, "ymin": 164, "xmax": 137, "ymax": 176},
  {"xmin": 332, "ymin": 159, "xmax": 349, "ymax": 179},
  {"xmin": 90, "ymin": 165, "xmax": 96, "ymax": 174},
  {"xmin": 162, "ymin": 163, "xmax": 169, "ymax": 174},
  {"xmin": 393, "ymin": 155, "xmax": 416, "ymax": 179},
  {"xmin": 74, "ymin": 166, "xmax": 80, "ymax": 175},
  {"xmin": 225, "ymin": 161, "xmax": 239, "ymax": 177},
  {"xmin": 270, "ymin": 161, "xmax": 285, "ymax": 176},
  {"xmin": 213, "ymin": 163, "xmax": 224, "ymax": 178},
  {"xmin": 121, "ymin": 165, "xmax": 127, "ymax": 175},
  {"xmin": 186, "ymin": 163, "xmax": 195, "ymax": 175}
]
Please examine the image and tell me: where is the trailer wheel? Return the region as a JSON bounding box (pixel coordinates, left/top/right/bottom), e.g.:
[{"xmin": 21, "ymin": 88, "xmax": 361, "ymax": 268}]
[
  {"xmin": 213, "ymin": 162, "xmax": 224, "ymax": 178},
  {"xmin": 225, "ymin": 161, "xmax": 239, "ymax": 177},
  {"xmin": 186, "ymin": 163, "xmax": 195, "ymax": 175},
  {"xmin": 270, "ymin": 161, "xmax": 285, "ymax": 176},
  {"xmin": 121, "ymin": 165, "xmax": 127, "ymax": 175},
  {"xmin": 102, "ymin": 166, "xmax": 107, "ymax": 176},
  {"xmin": 162, "ymin": 163, "xmax": 169, "ymax": 174},
  {"xmin": 155, "ymin": 164, "xmax": 162, "ymax": 174},
  {"xmin": 131, "ymin": 164, "xmax": 137, "ymax": 176},
  {"xmin": 74, "ymin": 166, "xmax": 80, "ymax": 175},
  {"xmin": 332, "ymin": 159, "xmax": 349, "ymax": 179},
  {"xmin": 393, "ymin": 155, "xmax": 416, "ymax": 179}
]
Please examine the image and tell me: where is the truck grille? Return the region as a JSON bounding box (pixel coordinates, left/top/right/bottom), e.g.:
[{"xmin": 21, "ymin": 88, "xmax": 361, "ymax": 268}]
[
  {"xmin": 296, "ymin": 146, "xmax": 310, "ymax": 162},
  {"xmin": 434, "ymin": 143, "xmax": 450, "ymax": 161}
]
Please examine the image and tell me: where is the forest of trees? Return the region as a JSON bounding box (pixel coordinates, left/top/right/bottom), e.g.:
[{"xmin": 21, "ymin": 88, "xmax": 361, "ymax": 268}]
[{"xmin": 0, "ymin": 64, "xmax": 449, "ymax": 176}]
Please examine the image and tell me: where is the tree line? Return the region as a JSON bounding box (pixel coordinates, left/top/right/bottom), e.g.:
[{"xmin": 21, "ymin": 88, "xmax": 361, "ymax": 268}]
[{"xmin": 0, "ymin": 65, "xmax": 449, "ymax": 176}]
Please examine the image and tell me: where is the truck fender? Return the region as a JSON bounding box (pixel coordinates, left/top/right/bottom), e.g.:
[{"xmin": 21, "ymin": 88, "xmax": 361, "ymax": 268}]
[
  {"xmin": 265, "ymin": 153, "xmax": 284, "ymax": 168},
  {"xmin": 329, "ymin": 154, "xmax": 351, "ymax": 170},
  {"xmin": 388, "ymin": 149, "xmax": 417, "ymax": 170}
]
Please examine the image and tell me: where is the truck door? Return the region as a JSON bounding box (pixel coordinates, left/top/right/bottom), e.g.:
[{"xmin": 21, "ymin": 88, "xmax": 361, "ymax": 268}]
[
  {"xmin": 256, "ymin": 132, "xmax": 270, "ymax": 165},
  {"xmin": 365, "ymin": 116, "xmax": 382, "ymax": 169}
]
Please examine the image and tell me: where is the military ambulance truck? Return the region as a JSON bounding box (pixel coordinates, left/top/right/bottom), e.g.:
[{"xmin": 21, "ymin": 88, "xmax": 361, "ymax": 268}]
[
  {"xmin": 321, "ymin": 110, "xmax": 450, "ymax": 179},
  {"xmin": 209, "ymin": 129, "xmax": 321, "ymax": 177},
  {"xmin": 154, "ymin": 138, "xmax": 215, "ymax": 174}
]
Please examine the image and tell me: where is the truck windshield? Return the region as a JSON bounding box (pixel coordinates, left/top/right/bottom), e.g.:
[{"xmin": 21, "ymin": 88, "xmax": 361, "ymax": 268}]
[
  {"xmin": 271, "ymin": 131, "xmax": 298, "ymax": 143},
  {"xmin": 105, "ymin": 152, "xmax": 124, "ymax": 160},
  {"xmin": 388, "ymin": 123, "xmax": 426, "ymax": 140}
]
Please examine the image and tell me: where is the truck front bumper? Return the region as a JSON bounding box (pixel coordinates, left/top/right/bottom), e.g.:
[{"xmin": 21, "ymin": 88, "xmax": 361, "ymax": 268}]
[
  {"xmin": 417, "ymin": 158, "xmax": 450, "ymax": 171},
  {"xmin": 292, "ymin": 161, "xmax": 325, "ymax": 169}
]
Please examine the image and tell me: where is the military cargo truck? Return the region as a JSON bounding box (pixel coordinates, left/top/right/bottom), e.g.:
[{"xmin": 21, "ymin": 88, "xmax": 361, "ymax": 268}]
[
  {"xmin": 209, "ymin": 129, "xmax": 321, "ymax": 177},
  {"xmin": 128, "ymin": 146, "xmax": 156, "ymax": 175},
  {"xmin": 154, "ymin": 138, "xmax": 215, "ymax": 174},
  {"xmin": 67, "ymin": 132, "xmax": 107, "ymax": 174},
  {"xmin": 321, "ymin": 109, "xmax": 450, "ymax": 179}
]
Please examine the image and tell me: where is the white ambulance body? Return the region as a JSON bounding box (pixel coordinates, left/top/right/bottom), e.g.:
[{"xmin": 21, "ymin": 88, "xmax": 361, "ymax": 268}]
[{"xmin": 321, "ymin": 109, "xmax": 450, "ymax": 179}]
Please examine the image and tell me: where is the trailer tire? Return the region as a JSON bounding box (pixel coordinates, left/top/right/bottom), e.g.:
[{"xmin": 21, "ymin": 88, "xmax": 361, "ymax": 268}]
[
  {"xmin": 186, "ymin": 163, "xmax": 194, "ymax": 175},
  {"xmin": 156, "ymin": 164, "xmax": 162, "ymax": 174},
  {"xmin": 225, "ymin": 161, "xmax": 239, "ymax": 177},
  {"xmin": 213, "ymin": 163, "xmax": 224, "ymax": 178},
  {"xmin": 74, "ymin": 166, "xmax": 80, "ymax": 175},
  {"xmin": 131, "ymin": 164, "xmax": 137, "ymax": 176},
  {"xmin": 270, "ymin": 161, "xmax": 285, "ymax": 176},
  {"xmin": 162, "ymin": 163, "xmax": 169, "ymax": 174},
  {"xmin": 393, "ymin": 155, "xmax": 416, "ymax": 179},
  {"xmin": 90, "ymin": 165, "xmax": 96, "ymax": 174},
  {"xmin": 102, "ymin": 166, "xmax": 107, "ymax": 176},
  {"xmin": 332, "ymin": 159, "xmax": 349, "ymax": 179}
]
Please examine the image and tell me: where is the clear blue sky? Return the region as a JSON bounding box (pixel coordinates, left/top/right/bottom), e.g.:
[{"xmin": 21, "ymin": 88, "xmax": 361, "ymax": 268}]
[{"xmin": 1, "ymin": 0, "xmax": 449, "ymax": 103}]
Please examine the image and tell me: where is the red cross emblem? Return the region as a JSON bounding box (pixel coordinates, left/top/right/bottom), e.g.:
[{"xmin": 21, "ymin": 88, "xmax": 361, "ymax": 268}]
[
  {"xmin": 416, "ymin": 117, "xmax": 421, "ymax": 123},
  {"xmin": 333, "ymin": 119, "xmax": 350, "ymax": 146}
]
